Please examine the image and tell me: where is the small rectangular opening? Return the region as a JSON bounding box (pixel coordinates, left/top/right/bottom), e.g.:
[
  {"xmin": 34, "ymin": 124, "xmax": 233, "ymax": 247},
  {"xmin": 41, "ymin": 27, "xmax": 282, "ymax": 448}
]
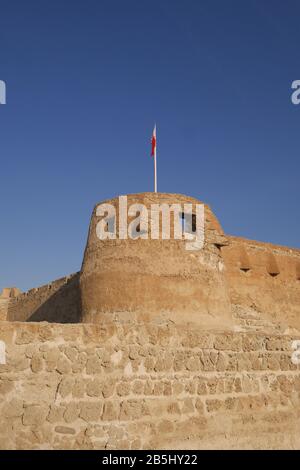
[
  {"xmin": 180, "ymin": 212, "xmax": 196, "ymax": 234},
  {"xmin": 106, "ymin": 216, "xmax": 115, "ymax": 234}
]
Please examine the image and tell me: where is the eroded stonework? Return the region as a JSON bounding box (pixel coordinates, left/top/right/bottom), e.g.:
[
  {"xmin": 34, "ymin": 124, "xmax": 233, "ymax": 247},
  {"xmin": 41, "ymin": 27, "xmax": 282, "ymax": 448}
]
[
  {"xmin": 0, "ymin": 322, "xmax": 299, "ymax": 450},
  {"xmin": 1, "ymin": 193, "xmax": 300, "ymax": 449}
]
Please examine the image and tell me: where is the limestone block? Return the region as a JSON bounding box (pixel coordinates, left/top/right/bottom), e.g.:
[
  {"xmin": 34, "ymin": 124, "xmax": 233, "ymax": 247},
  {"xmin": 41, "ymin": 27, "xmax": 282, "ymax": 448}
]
[
  {"xmin": 55, "ymin": 426, "xmax": 76, "ymax": 435},
  {"xmin": 3, "ymin": 398, "xmax": 24, "ymax": 418},
  {"xmin": 116, "ymin": 382, "xmax": 130, "ymax": 397},
  {"xmin": 64, "ymin": 402, "xmax": 80, "ymax": 423},
  {"xmin": 23, "ymin": 404, "xmax": 49, "ymax": 426},
  {"xmin": 102, "ymin": 401, "xmax": 119, "ymax": 421},
  {"xmin": 58, "ymin": 377, "xmax": 75, "ymax": 398},
  {"xmin": 119, "ymin": 400, "xmax": 145, "ymax": 421},
  {"xmin": 214, "ymin": 334, "xmax": 242, "ymax": 352},
  {"xmin": 80, "ymin": 402, "xmax": 103, "ymax": 422},
  {"xmin": 47, "ymin": 405, "xmax": 66, "ymax": 423},
  {"xmin": 86, "ymin": 379, "xmax": 103, "ymax": 397},
  {"xmin": 31, "ymin": 353, "xmax": 43, "ymax": 373},
  {"xmin": 86, "ymin": 356, "xmax": 102, "ymax": 374}
]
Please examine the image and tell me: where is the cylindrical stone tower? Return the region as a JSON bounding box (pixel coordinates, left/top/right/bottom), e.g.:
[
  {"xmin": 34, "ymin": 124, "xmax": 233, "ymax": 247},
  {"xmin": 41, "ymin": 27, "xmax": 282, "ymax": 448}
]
[{"xmin": 80, "ymin": 193, "xmax": 232, "ymax": 327}]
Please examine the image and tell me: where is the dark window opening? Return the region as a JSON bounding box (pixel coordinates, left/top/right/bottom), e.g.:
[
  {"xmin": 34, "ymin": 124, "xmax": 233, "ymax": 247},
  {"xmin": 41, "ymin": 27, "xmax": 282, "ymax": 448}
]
[
  {"xmin": 105, "ymin": 216, "xmax": 115, "ymax": 233},
  {"xmin": 180, "ymin": 212, "xmax": 196, "ymax": 233},
  {"xmin": 192, "ymin": 214, "xmax": 197, "ymax": 232}
]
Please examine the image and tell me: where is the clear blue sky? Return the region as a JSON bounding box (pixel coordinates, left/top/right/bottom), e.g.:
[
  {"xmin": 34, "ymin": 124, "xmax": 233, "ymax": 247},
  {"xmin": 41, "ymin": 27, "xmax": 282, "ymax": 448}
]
[{"xmin": 1, "ymin": 0, "xmax": 300, "ymax": 292}]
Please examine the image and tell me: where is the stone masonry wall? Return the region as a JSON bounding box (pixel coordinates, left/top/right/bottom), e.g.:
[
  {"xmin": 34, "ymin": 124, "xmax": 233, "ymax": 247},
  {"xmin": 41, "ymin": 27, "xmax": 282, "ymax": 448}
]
[
  {"xmin": 7, "ymin": 273, "xmax": 81, "ymax": 323},
  {"xmin": 0, "ymin": 299, "xmax": 9, "ymax": 321},
  {"xmin": 0, "ymin": 321, "xmax": 300, "ymax": 450},
  {"xmin": 80, "ymin": 193, "xmax": 232, "ymax": 328},
  {"xmin": 222, "ymin": 237, "xmax": 300, "ymax": 332}
]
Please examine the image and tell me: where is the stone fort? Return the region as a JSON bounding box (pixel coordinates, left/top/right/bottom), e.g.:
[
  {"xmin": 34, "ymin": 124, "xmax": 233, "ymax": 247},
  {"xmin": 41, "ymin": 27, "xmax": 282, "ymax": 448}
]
[{"xmin": 0, "ymin": 193, "xmax": 299, "ymax": 449}]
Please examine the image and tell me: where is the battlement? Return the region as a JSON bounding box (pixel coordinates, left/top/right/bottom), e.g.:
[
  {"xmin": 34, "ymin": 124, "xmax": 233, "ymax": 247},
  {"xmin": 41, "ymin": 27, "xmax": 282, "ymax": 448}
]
[
  {"xmin": 0, "ymin": 288, "xmax": 21, "ymax": 321},
  {"xmin": 0, "ymin": 287, "xmax": 21, "ymax": 299},
  {"xmin": 223, "ymin": 236, "xmax": 300, "ymax": 332}
]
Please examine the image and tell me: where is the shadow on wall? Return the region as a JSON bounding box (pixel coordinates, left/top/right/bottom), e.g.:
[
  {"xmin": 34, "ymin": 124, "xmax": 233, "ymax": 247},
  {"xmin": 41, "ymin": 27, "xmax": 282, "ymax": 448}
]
[
  {"xmin": 28, "ymin": 274, "xmax": 82, "ymax": 323},
  {"xmin": 7, "ymin": 273, "xmax": 82, "ymax": 323}
]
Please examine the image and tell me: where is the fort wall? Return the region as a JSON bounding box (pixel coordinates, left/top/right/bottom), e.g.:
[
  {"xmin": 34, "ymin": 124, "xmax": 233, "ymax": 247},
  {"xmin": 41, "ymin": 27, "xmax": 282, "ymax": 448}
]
[
  {"xmin": 6, "ymin": 273, "xmax": 81, "ymax": 323},
  {"xmin": 222, "ymin": 237, "xmax": 300, "ymax": 332},
  {"xmin": 1, "ymin": 193, "xmax": 300, "ymax": 449},
  {"xmin": 0, "ymin": 321, "xmax": 299, "ymax": 450},
  {"xmin": 0, "ymin": 288, "xmax": 21, "ymax": 322},
  {"xmin": 0, "ymin": 299, "xmax": 9, "ymax": 322},
  {"xmin": 80, "ymin": 193, "xmax": 232, "ymax": 328}
]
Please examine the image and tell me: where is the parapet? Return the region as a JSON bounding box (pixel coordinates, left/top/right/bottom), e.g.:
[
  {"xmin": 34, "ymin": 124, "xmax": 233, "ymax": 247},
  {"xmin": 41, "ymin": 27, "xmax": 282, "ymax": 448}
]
[
  {"xmin": 0, "ymin": 287, "xmax": 21, "ymax": 299},
  {"xmin": 222, "ymin": 236, "xmax": 300, "ymax": 332}
]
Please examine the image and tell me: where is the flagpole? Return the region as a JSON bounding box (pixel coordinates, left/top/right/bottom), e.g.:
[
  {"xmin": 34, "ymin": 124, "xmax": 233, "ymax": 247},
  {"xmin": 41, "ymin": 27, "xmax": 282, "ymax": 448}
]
[
  {"xmin": 151, "ymin": 124, "xmax": 157, "ymax": 193},
  {"xmin": 154, "ymin": 148, "xmax": 157, "ymax": 193}
]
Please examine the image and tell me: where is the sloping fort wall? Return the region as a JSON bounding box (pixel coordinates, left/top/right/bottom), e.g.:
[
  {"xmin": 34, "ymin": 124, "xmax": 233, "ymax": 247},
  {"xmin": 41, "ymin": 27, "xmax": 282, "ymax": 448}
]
[{"xmin": 6, "ymin": 273, "xmax": 81, "ymax": 323}]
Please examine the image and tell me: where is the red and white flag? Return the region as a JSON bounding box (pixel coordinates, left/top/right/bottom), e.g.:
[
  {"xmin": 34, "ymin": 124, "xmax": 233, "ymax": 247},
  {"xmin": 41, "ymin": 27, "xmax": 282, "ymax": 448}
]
[
  {"xmin": 151, "ymin": 124, "xmax": 156, "ymax": 157},
  {"xmin": 151, "ymin": 124, "xmax": 157, "ymax": 192}
]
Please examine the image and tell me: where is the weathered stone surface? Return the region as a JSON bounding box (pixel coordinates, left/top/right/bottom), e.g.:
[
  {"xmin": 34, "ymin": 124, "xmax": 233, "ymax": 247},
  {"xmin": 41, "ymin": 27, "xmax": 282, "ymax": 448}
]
[
  {"xmin": 55, "ymin": 426, "xmax": 76, "ymax": 435},
  {"xmin": 3, "ymin": 398, "xmax": 24, "ymax": 418},
  {"xmin": 56, "ymin": 357, "xmax": 72, "ymax": 375},
  {"xmin": 116, "ymin": 382, "xmax": 130, "ymax": 397},
  {"xmin": 64, "ymin": 403, "xmax": 80, "ymax": 423},
  {"xmin": 0, "ymin": 321, "xmax": 299, "ymax": 450},
  {"xmin": 47, "ymin": 405, "xmax": 66, "ymax": 423},
  {"xmin": 86, "ymin": 356, "xmax": 102, "ymax": 374},
  {"xmin": 119, "ymin": 400, "xmax": 145, "ymax": 421},
  {"xmin": 214, "ymin": 334, "xmax": 242, "ymax": 352},
  {"xmin": 102, "ymin": 401, "xmax": 119, "ymax": 421},
  {"xmin": 86, "ymin": 379, "xmax": 102, "ymax": 397},
  {"xmin": 23, "ymin": 405, "xmax": 49, "ymax": 426},
  {"xmin": 58, "ymin": 377, "xmax": 75, "ymax": 398},
  {"xmin": 31, "ymin": 354, "xmax": 43, "ymax": 373},
  {"xmin": 0, "ymin": 378, "xmax": 14, "ymax": 395},
  {"xmin": 80, "ymin": 193, "xmax": 233, "ymax": 328},
  {"xmin": 80, "ymin": 402, "xmax": 103, "ymax": 422}
]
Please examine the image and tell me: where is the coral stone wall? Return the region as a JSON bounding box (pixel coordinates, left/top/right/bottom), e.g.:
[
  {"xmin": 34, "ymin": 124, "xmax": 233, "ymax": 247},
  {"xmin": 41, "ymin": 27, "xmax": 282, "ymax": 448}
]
[
  {"xmin": 80, "ymin": 193, "xmax": 232, "ymax": 328},
  {"xmin": 0, "ymin": 299, "xmax": 9, "ymax": 321},
  {"xmin": 0, "ymin": 321, "xmax": 299, "ymax": 450},
  {"xmin": 7, "ymin": 273, "xmax": 81, "ymax": 323},
  {"xmin": 222, "ymin": 237, "xmax": 300, "ymax": 331},
  {"xmin": 0, "ymin": 288, "xmax": 21, "ymax": 321},
  {"xmin": 2, "ymin": 193, "xmax": 300, "ymax": 450}
]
